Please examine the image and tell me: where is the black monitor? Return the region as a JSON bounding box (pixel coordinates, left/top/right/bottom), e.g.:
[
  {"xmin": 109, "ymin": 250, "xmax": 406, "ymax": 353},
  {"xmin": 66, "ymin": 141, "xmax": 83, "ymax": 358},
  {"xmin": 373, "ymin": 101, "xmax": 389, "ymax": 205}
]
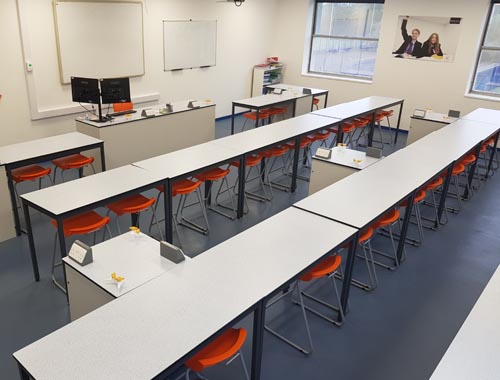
[
  {"xmin": 100, "ymin": 77, "xmax": 131, "ymax": 104},
  {"xmin": 71, "ymin": 77, "xmax": 100, "ymax": 104}
]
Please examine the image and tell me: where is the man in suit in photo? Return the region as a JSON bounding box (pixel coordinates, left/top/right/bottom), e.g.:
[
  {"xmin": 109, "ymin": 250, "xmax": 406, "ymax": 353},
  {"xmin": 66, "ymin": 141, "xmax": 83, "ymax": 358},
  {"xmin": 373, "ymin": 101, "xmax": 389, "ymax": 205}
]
[{"xmin": 393, "ymin": 16, "xmax": 422, "ymax": 57}]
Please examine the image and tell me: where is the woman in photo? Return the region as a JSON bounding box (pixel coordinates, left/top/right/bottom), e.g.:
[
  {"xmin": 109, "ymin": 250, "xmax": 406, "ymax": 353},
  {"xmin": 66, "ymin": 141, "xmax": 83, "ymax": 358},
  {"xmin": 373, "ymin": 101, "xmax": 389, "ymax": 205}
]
[{"xmin": 418, "ymin": 33, "xmax": 444, "ymax": 58}]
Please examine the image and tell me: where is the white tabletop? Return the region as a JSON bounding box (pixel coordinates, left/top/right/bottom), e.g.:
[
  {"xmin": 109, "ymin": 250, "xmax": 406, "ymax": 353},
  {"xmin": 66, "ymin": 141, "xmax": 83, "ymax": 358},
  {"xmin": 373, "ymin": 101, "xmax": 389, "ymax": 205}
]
[
  {"xmin": 212, "ymin": 113, "xmax": 340, "ymax": 156},
  {"xmin": 265, "ymin": 83, "xmax": 328, "ymax": 96},
  {"xmin": 430, "ymin": 265, "xmax": 500, "ymax": 380},
  {"xmin": 76, "ymin": 100, "xmax": 215, "ymax": 128},
  {"xmin": 233, "ymin": 92, "xmax": 307, "ymax": 108},
  {"xmin": 133, "ymin": 140, "xmax": 240, "ymax": 179},
  {"xmin": 313, "ymin": 147, "xmax": 381, "ymax": 170},
  {"xmin": 462, "ymin": 108, "xmax": 500, "ymax": 126},
  {"xmin": 14, "ymin": 207, "xmax": 356, "ymax": 380},
  {"xmin": 411, "ymin": 111, "xmax": 458, "ymax": 124},
  {"xmin": 313, "ymin": 96, "xmax": 403, "ymax": 120},
  {"xmin": 21, "ymin": 165, "xmax": 164, "ymax": 216},
  {"xmin": 63, "ymin": 232, "xmax": 181, "ymax": 298},
  {"xmin": 0, "ymin": 132, "xmax": 103, "ymax": 166}
]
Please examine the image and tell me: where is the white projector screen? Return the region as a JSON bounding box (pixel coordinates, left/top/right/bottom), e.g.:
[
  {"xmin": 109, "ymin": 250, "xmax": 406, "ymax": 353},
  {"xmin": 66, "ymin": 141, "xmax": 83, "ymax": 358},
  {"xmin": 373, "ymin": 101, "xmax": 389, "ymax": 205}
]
[
  {"xmin": 54, "ymin": 1, "xmax": 145, "ymax": 84},
  {"xmin": 163, "ymin": 20, "xmax": 217, "ymax": 71}
]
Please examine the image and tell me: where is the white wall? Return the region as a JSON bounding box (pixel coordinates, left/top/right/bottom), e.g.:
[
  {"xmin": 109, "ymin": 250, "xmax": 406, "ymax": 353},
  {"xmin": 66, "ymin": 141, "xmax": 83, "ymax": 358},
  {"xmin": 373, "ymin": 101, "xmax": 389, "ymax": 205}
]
[
  {"xmin": 0, "ymin": 0, "xmax": 277, "ymax": 146},
  {"xmin": 271, "ymin": 0, "xmax": 500, "ymax": 130}
]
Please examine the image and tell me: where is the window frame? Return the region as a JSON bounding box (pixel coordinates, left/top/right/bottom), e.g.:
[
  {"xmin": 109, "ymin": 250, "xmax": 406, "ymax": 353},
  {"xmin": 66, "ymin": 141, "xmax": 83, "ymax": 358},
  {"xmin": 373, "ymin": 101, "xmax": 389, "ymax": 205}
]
[
  {"xmin": 306, "ymin": 1, "xmax": 384, "ymax": 81},
  {"xmin": 469, "ymin": 1, "xmax": 500, "ymax": 98}
]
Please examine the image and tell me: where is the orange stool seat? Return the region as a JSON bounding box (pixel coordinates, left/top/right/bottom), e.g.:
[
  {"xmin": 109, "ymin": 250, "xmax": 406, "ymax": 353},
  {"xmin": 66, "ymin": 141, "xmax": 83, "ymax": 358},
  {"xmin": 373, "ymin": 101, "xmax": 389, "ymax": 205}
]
[
  {"xmin": 11, "ymin": 165, "xmax": 51, "ymax": 182},
  {"xmin": 51, "ymin": 211, "xmax": 110, "ymax": 236},
  {"xmin": 261, "ymin": 146, "xmax": 289, "ymax": 158},
  {"xmin": 195, "ymin": 168, "xmax": 231, "ymax": 182},
  {"xmin": 425, "ymin": 177, "xmax": 443, "ymax": 191},
  {"xmin": 231, "ymin": 154, "xmax": 263, "ymax": 168},
  {"xmin": 268, "ymin": 107, "xmax": 287, "ymax": 115},
  {"xmin": 358, "ymin": 227, "xmax": 374, "ymax": 244},
  {"xmin": 107, "ymin": 194, "xmax": 155, "ymax": 216},
  {"xmin": 372, "ymin": 209, "xmax": 400, "ymax": 229},
  {"xmin": 185, "ymin": 328, "xmax": 247, "ymax": 373},
  {"xmin": 379, "ymin": 110, "xmax": 394, "ymax": 117},
  {"xmin": 452, "ymin": 162, "xmax": 466, "ymax": 176},
  {"xmin": 460, "ymin": 154, "xmax": 477, "ymax": 166},
  {"xmin": 312, "ymin": 98, "xmax": 320, "ymax": 105},
  {"xmin": 243, "ymin": 110, "xmax": 270, "ymax": 120},
  {"xmin": 285, "ymin": 137, "xmax": 312, "ymax": 150},
  {"xmin": 310, "ymin": 131, "xmax": 330, "ymax": 142},
  {"xmin": 52, "ymin": 154, "xmax": 94, "ymax": 170},
  {"xmin": 400, "ymin": 189, "xmax": 427, "ymax": 207},
  {"xmin": 329, "ymin": 124, "xmax": 356, "ymax": 134},
  {"xmin": 155, "ymin": 179, "xmax": 203, "ymax": 196},
  {"xmin": 300, "ymin": 255, "xmax": 342, "ymax": 282}
]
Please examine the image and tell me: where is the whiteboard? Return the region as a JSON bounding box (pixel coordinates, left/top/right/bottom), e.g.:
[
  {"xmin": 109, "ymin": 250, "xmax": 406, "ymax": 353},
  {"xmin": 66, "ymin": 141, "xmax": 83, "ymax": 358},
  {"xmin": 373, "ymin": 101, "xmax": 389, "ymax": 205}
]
[
  {"xmin": 54, "ymin": 1, "xmax": 144, "ymax": 84},
  {"xmin": 163, "ymin": 20, "xmax": 217, "ymax": 71}
]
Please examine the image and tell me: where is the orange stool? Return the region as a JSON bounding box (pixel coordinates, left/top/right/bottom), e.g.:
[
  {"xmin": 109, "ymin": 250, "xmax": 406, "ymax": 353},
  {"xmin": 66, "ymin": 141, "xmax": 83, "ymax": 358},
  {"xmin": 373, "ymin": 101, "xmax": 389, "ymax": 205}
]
[
  {"xmin": 443, "ymin": 162, "xmax": 467, "ymax": 212},
  {"xmin": 195, "ymin": 166, "xmax": 236, "ymax": 220},
  {"xmin": 328, "ymin": 122, "xmax": 357, "ymax": 148},
  {"xmin": 261, "ymin": 145, "xmax": 290, "ymax": 193},
  {"xmin": 265, "ymin": 255, "xmax": 344, "ymax": 355},
  {"xmin": 360, "ymin": 112, "xmax": 392, "ymax": 147},
  {"xmin": 284, "ymin": 137, "xmax": 313, "ymax": 181},
  {"xmin": 400, "ymin": 189, "xmax": 427, "ymax": 246},
  {"xmin": 52, "ymin": 154, "xmax": 95, "ymax": 183},
  {"xmin": 370, "ymin": 209, "xmax": 403, "ymax": 268},
  {"xmin": 423, "ymin": 176, "xmax": 447, "ymax": 226},
  {"xmin": 241, "ymin": 109, "xmax": 271, "ymax": 132},
  {"xmin": 107, "ymin": 194, "xmax": 163, "ymax": 238},
  {"xmin": 230, "ymin": 154, "xmax": 269, "ymax": 204},
  {"xmin": 172, "ymin": 179, "xmax": 209, "ymax": 235},
  {"xmin": 11, "ymin": 165, "xmax": 53, "ymax": 204},
  {"xmin": 51, "ymin": 211, "xmax": 111, "ymax": 292},
  {"xmin": 185, "ymin": 328, "xmax": 249, "ymax": 380},
  {"xmin": 312, "ymin": 97, "xmax": 320, "ymax": 110},
  {"xmin": 268, "ymin": 106, "xmax": 287, "ymax": 122}
]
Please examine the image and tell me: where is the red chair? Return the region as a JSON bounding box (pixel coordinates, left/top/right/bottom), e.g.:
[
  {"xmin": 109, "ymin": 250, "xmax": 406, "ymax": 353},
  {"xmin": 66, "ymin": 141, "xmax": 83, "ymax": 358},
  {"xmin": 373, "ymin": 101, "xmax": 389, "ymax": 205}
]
[
  {"xmin": 284, "ymin": 137, "xmax": 313, "ymax": 182},
  {"xmin": 195, "ymin": 166, "xmax": 236, "ymax": 220},
  {"xmin": 370, "ymin": 209, "xmax": 403, "ymax": 268},
  {"xmin": 230, "ymin": 154, "xmax": 270, "ymax": 205},
  {"xmin": 400, "ymin": 189, "xmax": 427, "ymax": 246},
  {"xmin": 52, "ymin": 154, "xmax": 95, "ymax": 183},
  {"xmin": 51, "ymin": 211, "xmax": 111, "ymax": 292},
  {"xmin": 268, "ymin": 106, "xmax": 287, "ymax": 122},
  {"xmin": 312, "ymin": 97, "xmax": 320, "ymax": 110},
  {"xmin": 260, "ymin": 145, "xmax": 290, "ymax": 195},
  {"xmin": 184, "ymin": 328, "xmax": 249, "ymax": 380},
  {"xmin": 328, "ymin": 121, "xmax": 357, "ymax": 148}
]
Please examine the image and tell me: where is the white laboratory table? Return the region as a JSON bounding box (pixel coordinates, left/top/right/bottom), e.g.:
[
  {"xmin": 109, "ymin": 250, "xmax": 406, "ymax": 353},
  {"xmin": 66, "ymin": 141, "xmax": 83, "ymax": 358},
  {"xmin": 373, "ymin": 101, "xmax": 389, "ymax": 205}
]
[
  {"xmin": 63, "ymin": 232, "xmax": 182, "ymax": 321},
  {"xmin": 312, "ymin": 96, "xmax": 404, "ymax": 145},
  {"xmin": 0, "ymin": 132, "xmax": 105, "ymax": 244},
  {"xmin": 76, "ymin": 101, "xmax": 215, "ymax": 169},
  {"xmin": 406, "ymin": 112, "xmax": 458, "ymax": 146},
  {"xmin": 309, "ymin": 147, "xmax": 382, "ymax": 195},
  {"xmin": 14, "ymin": 207, "xmax": 357, "ymax": 380},
  {"xmin": 462, "ymin": 107, "xmax": 500, "ymax": 125},
  {"xmin": 231, "ymin": 87, "xmax": 329, "ymax": 134},
  {"xmin": 264, "ymin": 83, "xmax": 329, "ymax": 108},
  {"xmin": 430, "ymin": 265, "xmax": 500, "ymax": 380},
  {"xmin": 20, "ymin": 165, "xmax": 166, "ymax": 284}
]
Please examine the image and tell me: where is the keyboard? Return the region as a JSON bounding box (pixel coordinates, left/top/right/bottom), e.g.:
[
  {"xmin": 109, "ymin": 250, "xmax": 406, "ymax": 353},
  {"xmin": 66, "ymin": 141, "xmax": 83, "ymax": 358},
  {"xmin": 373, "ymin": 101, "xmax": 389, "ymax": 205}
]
[{"xmin": 107, "ymin": 110, "xmax": 137, "ymax": 117}]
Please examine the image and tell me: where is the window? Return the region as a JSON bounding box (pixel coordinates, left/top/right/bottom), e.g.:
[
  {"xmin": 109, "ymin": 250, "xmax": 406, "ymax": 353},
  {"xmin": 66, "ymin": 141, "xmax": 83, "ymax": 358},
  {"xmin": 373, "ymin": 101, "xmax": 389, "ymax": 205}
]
[
  {"xmin": 307, "ymin": 1, "xmax": 384, "ymax": 80},
  {"xmin": 471, "ymin": 2, "xmax": 500, "ymax": 97}
]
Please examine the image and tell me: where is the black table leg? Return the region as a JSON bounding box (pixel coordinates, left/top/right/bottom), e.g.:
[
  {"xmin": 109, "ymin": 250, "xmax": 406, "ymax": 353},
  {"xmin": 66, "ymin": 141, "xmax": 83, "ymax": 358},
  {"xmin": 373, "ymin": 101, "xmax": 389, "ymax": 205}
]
[
  {"xmin": 18, "ymin": 364, "xmax": 31, "ymax": 380},
  {"xmin": 337, "ymin": 123, "xmax": 344, "ymax": 145},
  {"xmin": 436, "ymin": 164, "xmax": 453, "ymax": 227},
  {"xmin": 368, "ymin": 113, "xmax": 376, "ymax": 147},
  {"xmin": 291, "ymin": 137, "xmax": 300, "ymax": 193},
  {"xmin": 56, "ymin": 216, "xmax": 68, "ymax": 294},
  {"xmin": 6, "ymin": 167, "xmax": 22, "ymax": 236},
  {"xmin": 205, "ymin": 180, "xmax": 212, "ymax": 206},
  {"xmin": 231, "ymin": 104, "xmax": 236, "ymax": 135},
  {"xmin": 100, "ymin": 143, "xmax": 107, "ymax": 171},
  {"xmin": 485, "ymin": 132, "xmax": 499, "ymax": 179},
  {"xmin": 237, "ymin": 156, "xmax": 246, "ymax": 219},
  {"xmin": 164, "ymin": 179, "xmax": 173, "ymax": 243},
  {"xmin": 251, "ymin": 299, "xmax": 265, "ymax": 380},
  {"xmin": 255, "ymin": 107, "xmax": 260, "ymax": 130},
  {"xmin": 394, "ymin": 102, "xmax": 404, "ymax": 144},
  {"xmin": 324, "ymin": 92, "xmax": 328, "ymax": 109},
  {"xmin": 463, "ymin": 144, "xmax": 481, "ymax": 199},
  {"xmin": 131, "ymin": 213, "xmax": 139, "ymax": 228},
  {"xmin": 397, "ymin": 191, "xmax": 415, "ymax": 263},
  {"xmin": 292, "ymin": 100, "xmax": 296, "ymax": 117},
  {"xmin": 340, "ymin": 232, "xmax": 359, "ymax": 315},
  {"xmin": 22, "ymin": 201, "xmax": 39, "ymax": 281}
]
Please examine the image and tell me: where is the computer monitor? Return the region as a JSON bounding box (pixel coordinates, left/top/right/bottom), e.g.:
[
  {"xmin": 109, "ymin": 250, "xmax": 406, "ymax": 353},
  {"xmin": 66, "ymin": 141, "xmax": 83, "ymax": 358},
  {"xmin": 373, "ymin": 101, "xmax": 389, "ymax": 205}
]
[
  {"xmin": 71, "ymin": 77, "xmax": 100, "ymax": 104},
  {"xmin": 100, "ymin": 77, "xmax": 131, "ymax": 104}
]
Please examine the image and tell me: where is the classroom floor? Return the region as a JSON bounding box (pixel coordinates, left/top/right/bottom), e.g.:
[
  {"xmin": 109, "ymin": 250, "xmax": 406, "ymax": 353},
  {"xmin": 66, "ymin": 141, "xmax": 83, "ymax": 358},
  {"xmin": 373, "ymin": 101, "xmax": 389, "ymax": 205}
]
[{"xmin": 1, "ymin": 118, "xmax": 499, "ymax": 380}]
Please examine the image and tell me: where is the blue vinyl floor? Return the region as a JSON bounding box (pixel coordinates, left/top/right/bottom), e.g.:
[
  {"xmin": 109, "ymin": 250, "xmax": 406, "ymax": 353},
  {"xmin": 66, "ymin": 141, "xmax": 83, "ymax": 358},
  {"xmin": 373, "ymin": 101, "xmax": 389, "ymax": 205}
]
[{"xmin": 1, "ymin": 117, "xmax": 499, "ymax": 380}]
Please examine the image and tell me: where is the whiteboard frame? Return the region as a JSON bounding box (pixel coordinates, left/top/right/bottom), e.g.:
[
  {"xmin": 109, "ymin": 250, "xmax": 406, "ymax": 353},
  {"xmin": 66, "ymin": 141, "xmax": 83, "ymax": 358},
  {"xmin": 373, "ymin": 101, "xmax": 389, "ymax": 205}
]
[
  {"xmin": 53, "ymin": 0, "xmax": 145, "ymax": 84},
  {"xmin": 163, "ymin": 19, "xmax": 217, "ymax": 71}
]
